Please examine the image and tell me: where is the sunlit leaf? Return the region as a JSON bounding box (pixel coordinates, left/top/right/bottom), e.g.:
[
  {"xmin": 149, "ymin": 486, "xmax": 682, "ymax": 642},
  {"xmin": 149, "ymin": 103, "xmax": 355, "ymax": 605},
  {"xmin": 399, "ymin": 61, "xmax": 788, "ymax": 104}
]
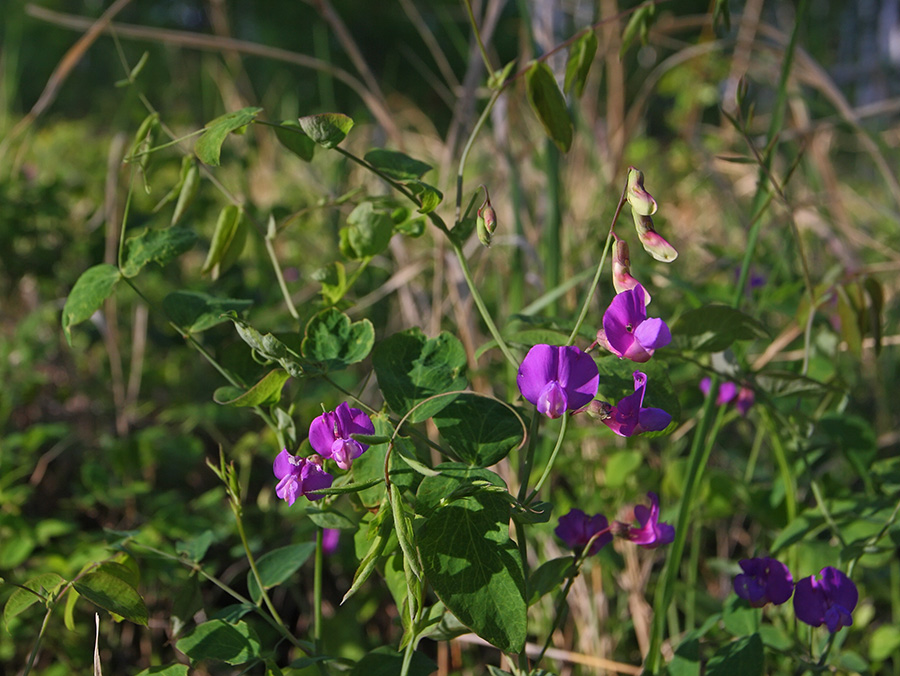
[
  {"xmin": 122, "ymin": 226, "xmax": 198, "ymax": 278},
  {"xmin": 176, "ymin": 619, "xmax": 261, "ymax": 664},
  {"xmin": 62, "ymin": 264, "xmax": 122, "ymax": 345},
  {"xmin": 195, "ymin": 107, "xmax": 263, "ymax": 166},
  {"xmin": 274, "ymin": 120, "xmax": 315, "ymax": 161},
  {"xmin": 213, "ymin": 370, "xmax": 290, "ymax": 407},
  {"xmin": 298, "ymin": 113, "xmax": 354, "ymax": 149},
  {"xmin": 74, "ymin": 569, "xmax": 148, "ymax": 626}
]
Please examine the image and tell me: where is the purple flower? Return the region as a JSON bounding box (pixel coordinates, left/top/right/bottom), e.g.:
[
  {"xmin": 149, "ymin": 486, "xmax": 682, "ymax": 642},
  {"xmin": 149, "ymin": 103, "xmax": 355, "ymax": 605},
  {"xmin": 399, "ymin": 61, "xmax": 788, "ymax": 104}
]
[
  {"xmin": 612, "ymin": 492, "xmax": 674, "ymax": 548},
  {"xmin": 699, "ymin": 378, "xmax": 754, "ymax": 416},
  {"xmin": 734, "ymin": 557, "xmax": 794, "ymax": 607},
  {"xmin": 794, "ymin": 567, "xmax": 858, "ymax": 633},
  {"xmin": 596, "ymin": 285, "xmax": 671, "ymax": 363},
  {"xmin": 308, "ymin": 402, "xmax": 375, "ymax": 470},
  {"xmin": 273, "ymin": 450, "xmax": 333, "ymax": 505},
  {"xmin": 322, "ymin": 528, "xmax": 341, "ymax": 555},
  {"xmin": 517, "ymin": 344, "xmax": 600, "ymax": 419},
  {"xmin": 555, "ymin": 509, "xmax": 612, "ymax": 556},
  {"xmin": 588, "ymin": 371, "xmax": 671, "ymax": 437}
]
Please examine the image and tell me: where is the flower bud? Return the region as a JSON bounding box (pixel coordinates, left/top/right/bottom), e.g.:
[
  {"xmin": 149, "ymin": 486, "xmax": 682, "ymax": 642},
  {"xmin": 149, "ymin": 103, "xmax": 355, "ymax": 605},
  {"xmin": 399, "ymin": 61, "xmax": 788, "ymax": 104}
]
[
  {"xmin": 612, "ymin": 236, "xmax": 651, "ymax": 304},
  {"xmin": 476, "ymin": 189, "xmax": 498, "ymax": 247},
  {"xmin": 633, "ymin": 212, "xmax": 678, "ymax": 263},
  {"xmin": 625, "ymin": 167, "xmax": 658, "ymax": 216}
]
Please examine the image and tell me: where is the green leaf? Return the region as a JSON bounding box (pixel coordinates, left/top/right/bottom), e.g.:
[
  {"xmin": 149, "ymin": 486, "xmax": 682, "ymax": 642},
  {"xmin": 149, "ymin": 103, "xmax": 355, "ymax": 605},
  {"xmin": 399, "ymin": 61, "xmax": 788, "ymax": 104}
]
[
  {"xmin": 195, "ymin": 107, "xmax": 263, "ymax": 166},
  {"xmin": 213, "ymin": 370, "xmax": 290, "ymax": 407},
  {"xmin": 301, "ymin": 307, "xmax": 375, "ymax": 372},
  {"xmin": 298, "ymin": 113, "xmax": 354, "ymax": 149},
  {"xmin": 706, "ymin": 633, "xmax": 763, "ymax": 676},
  {"xmin": 247, "ymin": 543, "xmax": 316, "ymax": 604},
  {"xmin": 176, "ymin": 619, "xmax": 261, "ymax": 665},
  {"xmin": 620, "ymin": 5, "xmax": 657, "ymax": 55},
  {"xmin": 304, "ymin": 507, "xmax": 356, "ymax": 530},
  {"xmin": 527, "ymin": 556, "xmax": 574, "ymax": 605},
  {"xmin": 163, "ymin": 291, "xmax": 252, "ymax": 334},
  {"xmin": 4, "ymin": 573, "xmax": 65, "ymax": 629},
  {"xmin": 135, "ymin": 666, "xmax": 189, "ymax": 676},
  {"xmin": 372, "ymin": 329, "xmax": 468, "ymax": 423},
  {"xmin": 122, "ymin": 226, "xmax": 198, "ymax": 278},
  {"xmin": 870, "ymin": 624, "xmax": 900, "ymax": 661},
  {"xmin": 202, "ymin": 205, "xmax": 243, "ymax": 275},
  {"xmin": 722, "ymin": 596, "xmax": 757, "ymax": 636},
  {"xmin": 62, "ymin": 264, "xmax": 122, "ymax": 345},
  {"xmin": 176, "ymin": 530, "xmax": 216, "ymax": 563},
  {"xmin": 312, "ymin": 262, "xmax": 348, "ymax": 305},
  {"xmin": 564, "ymin": 30, "xmax": 598, "ymax": 97},
  {"xmin": 73, "ymin": 569, "xmax": 148, "ymax": 625},
  {"xmin": 525, "ymin": 61, "xmax": 573, "ymax": 152},
  {"xmin": 348, "ymin": 646, "xmax": 437, "ymax": 676},
  {"xmin": 605, "ymin": 450, "xmax": 643, "ymax": 488},
  {"xmin": 273, "ymin": 120, "xmax": 315, "ymax": 161},
  {"xmin": 341, "ymin": 201, "xmax": 394, "ymax": 259},
  {"xmin": 416, "ymin": 465, "xmax": 526, "ymax": 653},
  {"xmin": 364, "ymin": 149, "xmax": 432, "ymax": 180},
  {"xmin": 404, "ymin": 180, "xmax": 443, "ymax": 214},
  {"xmin": 668, "ymin": 635, "xmax": 701, "ymax": 676},
  {"xmin": 229, "ymin": 317, "xmax": 312, "ymax": 379},
  {"xmin": 671, "ymin": 305, "xmax": 769, "ymax": 352},
  {"xmin": 432, "ymin": 394, "xmax": 526, "ymax": 466}
]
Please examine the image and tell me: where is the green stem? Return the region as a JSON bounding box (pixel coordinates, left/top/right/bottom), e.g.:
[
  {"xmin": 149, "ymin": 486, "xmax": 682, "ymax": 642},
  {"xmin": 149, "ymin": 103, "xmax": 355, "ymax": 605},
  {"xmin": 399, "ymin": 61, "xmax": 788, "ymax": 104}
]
[
  {"xmin": 461, "ymin": 0, "xmax": 493, "ymax": 75},
  {"xmin": 264, "ymin": 218, "xmax": 300, "ymax": 321},
  {"xmin": 566, "ymin": 178, "xmax": 627, "ymax": 345},
  {"xmin": 526, "ymin": 414, "xmax": 569, "ymax": 503},
  {"xmin": 517, "ymin": 412, "xmax": 543, "ymax": 502},
  {"xmin": 455, "ymin": 88, "xmax": 502, "ymax": 226},
  {"xmin": 759, "ymin": 406, "xmax": 798, "ymax": 524},
  {"xmin": 232, "ymin": 503, "xmax": 287, "ymax": 628}
]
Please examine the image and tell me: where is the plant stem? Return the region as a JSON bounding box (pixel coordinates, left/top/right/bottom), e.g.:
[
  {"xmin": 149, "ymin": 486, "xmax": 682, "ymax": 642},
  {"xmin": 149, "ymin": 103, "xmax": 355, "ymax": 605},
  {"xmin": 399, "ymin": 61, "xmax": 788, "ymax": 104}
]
[
  {"xmin": 232, "ymin": 503, "xmax": 287, "ymax": 629},
  {"xmin": 526, "ymin": 413, "xmax": 569, "ymax": 503},
  {"xmin": 461, "ymin": 0, "xmax": 493, "ymax": 75},
  {"xmin": 264, "ymin": 218, "xmax": 300, "ymax": 321}
]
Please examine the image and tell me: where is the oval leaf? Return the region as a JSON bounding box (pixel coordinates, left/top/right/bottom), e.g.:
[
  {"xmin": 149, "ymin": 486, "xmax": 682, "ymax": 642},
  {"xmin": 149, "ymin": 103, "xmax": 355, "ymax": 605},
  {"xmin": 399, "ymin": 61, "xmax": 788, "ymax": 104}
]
[
  {"xmin": 195, "ymin": 107, "xmax": 263, "ymax": 166},
  {"xmin": 364, "ymin": 149, "xmax": 432, "ymax": 180},
  {"xmin": 122, "ymin": 226, "xmax": 198, "ymax": 278},
  {"xmin": 432, "ymin": 394, "xmax": 525, "ymax": 466},
  {"xmin": 372, "ymin": 329, "xmax": 467, "ymax": 423},
  {"xmin": 73, "ymin": 569, "xmax": 148, "ymax": 626},
  {"xmin": 274, "ymin": 120, "xmax": 315, "ymax": 161},
  {"xmin": 4, "ymin": 573, "xmax": 65, "ymax": 629},
  {"xmin": 246, "ymin": 543, "xmax": 316, "ymax": 604},
  {"xmin": 671, "ymin": 305, "xmax": 769, "ymax": 352},
  {"xmin": 301, "ymin": 307, "xmax": 375, "ymax": 372},
  {"xmin": 525, "ymin": 61, "xmax": 573, "ymax": 152},
  {"xmin": 175, "ymin": 619, "xmax": 261, "ymax": 665},
  {"xmin": 62, "ymin": 264, "xmax": 122, "ymax": 345},
  {"xmin": 564, "ymin": 30, "xmax": 598, "ymax": 97},
  {"xmin": 298, "ymin": 113, "xmax": 354, "ymax": 149},
  {"xmin": 213, "ymin": 370, "xmax": 290, "ymax": 407}
]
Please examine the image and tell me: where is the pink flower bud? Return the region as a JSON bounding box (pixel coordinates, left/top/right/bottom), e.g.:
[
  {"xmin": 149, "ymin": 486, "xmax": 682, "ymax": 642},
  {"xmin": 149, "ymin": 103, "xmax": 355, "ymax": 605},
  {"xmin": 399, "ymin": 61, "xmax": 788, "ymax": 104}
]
[
  {"xmin": 626, "ymin": 167, "xmax": 658, "ymax": 216},
  {"xmin": 633, "ymin": 212, "xmax": 678, "ymax": 263},
  {"xmin": 477, "ymin": 188, "xmax": 498, "ymax": 247},
  {"xmin": 612, "ymin": 237, "xmax": 651, "ymax": 304}
]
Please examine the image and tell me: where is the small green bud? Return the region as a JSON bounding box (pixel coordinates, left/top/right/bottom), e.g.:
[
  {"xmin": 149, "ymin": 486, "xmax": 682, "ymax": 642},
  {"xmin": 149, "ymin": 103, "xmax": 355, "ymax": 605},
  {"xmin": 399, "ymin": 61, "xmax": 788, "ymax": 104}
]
[
  {"xmin": 625, "ymin": 167, "xmax": 658, "ymax": 216},
  {"xmin": 476, "ymin": 189, "xmax": 497, "ymax": 247}
]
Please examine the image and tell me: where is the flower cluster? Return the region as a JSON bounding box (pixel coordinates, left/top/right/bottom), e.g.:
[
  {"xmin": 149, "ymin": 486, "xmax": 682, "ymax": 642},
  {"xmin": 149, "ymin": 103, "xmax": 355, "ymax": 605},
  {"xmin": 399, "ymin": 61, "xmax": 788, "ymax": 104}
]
[
  {"xmin": 556, "ymin": 492, "xmax": 674, "ymax": 555},
  {"xmin": 273, "ymin": 401, "xmax": 374, "ymax": 505},
  {"xmin": 699, "ymin": 377, "xmax": 754, "ymax": 416},
  {"xmin": 733, "ymin": 557, "xmax": 858, "ymax": 633}
]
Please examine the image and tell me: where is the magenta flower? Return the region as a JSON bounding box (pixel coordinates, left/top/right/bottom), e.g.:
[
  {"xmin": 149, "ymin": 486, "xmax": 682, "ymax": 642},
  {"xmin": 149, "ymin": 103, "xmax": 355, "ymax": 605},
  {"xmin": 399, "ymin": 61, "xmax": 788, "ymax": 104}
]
[
  {"xmin": 699, "ymin": 377, "xmax": 754, "ymax": 416},
  {"xmin": 322, "ymin": 528, "xmax": 341, "ymax": 555},
  {"xmin": 734, "ymin": 557, "xmax": 794, "ymax": 607},
  {"xmin": 555, "ymin": 509, "xmax": 612, "ymax": 556},
  {"xmin": 273, "ymin": 450, "xmax": 333, "ymax": 505},
  {"xmin": 794, "ymin": 567, "xmax": 858, "ymax": 633},
  {"xmin": 517, "ymin": 344, "xmax": 600, "ymax": 419},
  {"xmin": 588, "ymin": 371, "xmax": 671, "ymax": 437},
  {"xmin": 612, "ymin": 492, "xmax": 674, "ymax": 548},
  {"xmin": 308, "ymin": 402, "xmax": 375, "ymax": 470},
  {"xmin": 596, "ymin": 285, "xmax": 670, "ymax": 363}
]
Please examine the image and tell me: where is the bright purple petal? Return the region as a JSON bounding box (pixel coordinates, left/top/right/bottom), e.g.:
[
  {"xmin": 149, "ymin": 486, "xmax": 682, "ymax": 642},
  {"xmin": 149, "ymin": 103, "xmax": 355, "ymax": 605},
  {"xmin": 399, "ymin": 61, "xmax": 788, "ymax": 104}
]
[
  {"xmin": 322, "ymin": 528, "xmax": 341, "ymax": 555},
  {"xmin": 308, "ymin": 411, "xmax": 336, "ymax": 457},
  {"xmin": 794, "ymin": 576, "xmax": 828, "ymax": 627},
  {"xmin": 633, "ymin": 317, "xmax": 671, "ymax": 352},
  {"xmin": 518, "ymin": 345, "xmax": 559, "ymax": 405},
  {"xmin": 556, "ymin": 346, "xmax": 600, "ymax": 410},
  {"xmin": 699, "ymin": 377, "xmax": 712, "ymax": 396},
  {"xmin": 300, "ymin": 461, "xmax": 334, "ymax": 500},
  {"xmin": 602, "ymin": 288, "xmax": 646, "ymax": 358},
  {"xmin": 537, "ymin": 381, "xmax": 567, "ymax": 418},
  {"xmin": 716, "ymin": 382, "xmax": 738, "ymax": 405},
  {"xmin": 273, "ymin": 449, "xmax": 294, "ymax": 480},
  {"xmin": 555, "ymin": 509, "xmax": 611, "ymax": 555},
  {"xmin": 622, "ymin": 492, "xmax": 674, "ymax": 548},
  {"xmin": 637, "ymin": 407, "xmax": 671, "ymax": 433}
]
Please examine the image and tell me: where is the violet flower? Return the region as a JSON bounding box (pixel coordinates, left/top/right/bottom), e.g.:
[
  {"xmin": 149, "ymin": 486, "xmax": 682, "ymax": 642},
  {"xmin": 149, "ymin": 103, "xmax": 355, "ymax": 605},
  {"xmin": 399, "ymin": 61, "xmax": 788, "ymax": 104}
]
[
  {"xmin": 517, "ymin": 344, "xmax": 600, "ymax": 419},
  {"xmin": 322, "ymin": 528, "xmax": 341, "ymax": 555},
  {"xmin": 699, "ymin": 377, "xmax": 754, "ymax": 416},
  {"xmin": 612, "ymin": 492, "xmax": 674, "ymax": 548},
  {"xmin": 734, "ymin": 557, "xmax": 794, "ymax": 607},
  {"xmin": 588, "ymin": 371, "xmax": 671, "ymax": 437},
  {"xmin": 596, "ymin": 285, "xmax": 671, "ymax": 363},
  {"xmin": 273, "ymin": 450, "xmax": 333, "ymax": 505},
  {"xmin": 308, "ymin": 402, "xmax": 375, "ymax": 470},
  {"xmin": 555, "ymin": 509, "xmax": 612, "ymax": 556},
  {"xmin": 794, "ymin": 566, "xmax": 858, "ymax": 633}
]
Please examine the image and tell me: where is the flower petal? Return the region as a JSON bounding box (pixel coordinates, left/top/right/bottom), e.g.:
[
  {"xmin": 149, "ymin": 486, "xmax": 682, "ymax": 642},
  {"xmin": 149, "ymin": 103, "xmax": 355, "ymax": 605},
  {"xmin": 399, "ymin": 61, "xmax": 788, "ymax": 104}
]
[
  {"xmin": 273, "ymin": 449, "xmax": 294, "ymax": 480},
  {"xmin": 518, "ymin": 344, "xmax": 560, "ymax": 406},
  {"xmin": 308, "ymin": 411, "xmax": 336, "ymax": 458},
  {"xmin": 556, "ymin": 346, "xmax": 599, "ymax": 411}
]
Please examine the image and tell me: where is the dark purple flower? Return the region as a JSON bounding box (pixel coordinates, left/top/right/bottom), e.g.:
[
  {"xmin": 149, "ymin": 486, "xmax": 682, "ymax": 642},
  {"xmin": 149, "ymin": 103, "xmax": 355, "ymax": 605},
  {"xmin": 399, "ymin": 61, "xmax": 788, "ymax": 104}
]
[
  {"xmin": 596, "ymin": 285, "xmax": 671, "ymax": 362},
  {"xmin": 588, "ymin": 371, "xmax": 671, "ymax": 437},
  {"xmin": 699, "ymin": 378, "xmax": 754, "ymax": 416},
  {"xmin": 322, "ymin": 528, "xmax": 340, "ymax": 555},
  {"xmin": 274, "ymin": 450, "xmax": 333, "ymax": 505},
  {"xmin": 735, "ymin": 386, "xmax": 754, "ymax": 416},
  {"xmin": 309, "ymin": 402, "xmax": 375, "ymax": 470},
  {"xmin": 794, "ymin": 567, "xmax": 858, "ymax": 633},
  {"xmin": 555, "ymin": 509, "xmax": 612, "ymax": 556},
  {"xmin": 612, "ymin": 492, "xmax": 674, "ymax": 548},
  {"xmin": 734, "ymin": 557, "xmax": 794, "ymax": 607},
  {"xmin": 517, "ymin": 344, "xmax": 600, "ymax": 419}
]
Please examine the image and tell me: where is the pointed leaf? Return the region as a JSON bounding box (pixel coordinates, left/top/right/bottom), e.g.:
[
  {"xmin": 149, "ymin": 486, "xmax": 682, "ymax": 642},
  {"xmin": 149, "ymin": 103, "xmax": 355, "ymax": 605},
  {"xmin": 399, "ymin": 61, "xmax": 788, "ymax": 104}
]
[
  {"xmin": 416, "ymin": 465, "xmax": 526, "ymax": 653},
  {"xmin": 122, "ymin": 226, "xmax": 198, "ymax": 278},
  {"xmin": 372, "ymin": 329, "xmax": 467, "ymax": 423},
  {"xmin": 404, "ymin": 180, "xmax": 443, "ymax": 214},
  {"xmin": 247, "ymin": 543, "xmax": 316, "ymax": 604},
  {"xmin": 706, "ymin": 633, "xmax": 764, "ymax": 676},
  {"xmin": 564, "ymin": 30, "xmax": 598, "ymax": 97},
  {"xmin": 341, "ymin": 201, "xmax": 394, "ymax": 259},
  {"xmin": 62, "ymin": 264, "xmax": 122, "ymax": 345},
  {"xmin": 298, "ymin": 113, "xmax": 354, "ymax": 148},
  {"xmin": 175, "ymin": 619, "xmax": 261, "ymax": 664},
  {"xmin": 163, "ymin": 291, "xmax": 252, "ymax": 333},
  {"xmin": 274, "ymin": 120, "xmax": 315, "ymax": 161},
  {"xmin": 525, "ymin": 62, "xmax": 572, "ymax": 152},
  {"xmin": 671, "ymin": 305, "xmax": 769, "ymax": 352},
  {"xmin": 364, "ymin": 149, "xmax": 432, "ymax": 180},
  {"xmin": 213, "ymin": 370, "xmax": 290, "ymax": 407},
  {"xmin": 301, "ymin": 307, "xmax": 375, "ymax": 372},
  {"xmin": 195, "ymin": 107, "xmax": 263, "ymax": 166},
  {"xmin": 74, "ymin": 569, "xmax": 148, "ymax": 626},
  {"xmin": 4, "ymin": 573, "xmax": 65, "ymax": 629},
  {"xmin": 432, "ymin": 394, "xmax": 526, "ymax": 466}
]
